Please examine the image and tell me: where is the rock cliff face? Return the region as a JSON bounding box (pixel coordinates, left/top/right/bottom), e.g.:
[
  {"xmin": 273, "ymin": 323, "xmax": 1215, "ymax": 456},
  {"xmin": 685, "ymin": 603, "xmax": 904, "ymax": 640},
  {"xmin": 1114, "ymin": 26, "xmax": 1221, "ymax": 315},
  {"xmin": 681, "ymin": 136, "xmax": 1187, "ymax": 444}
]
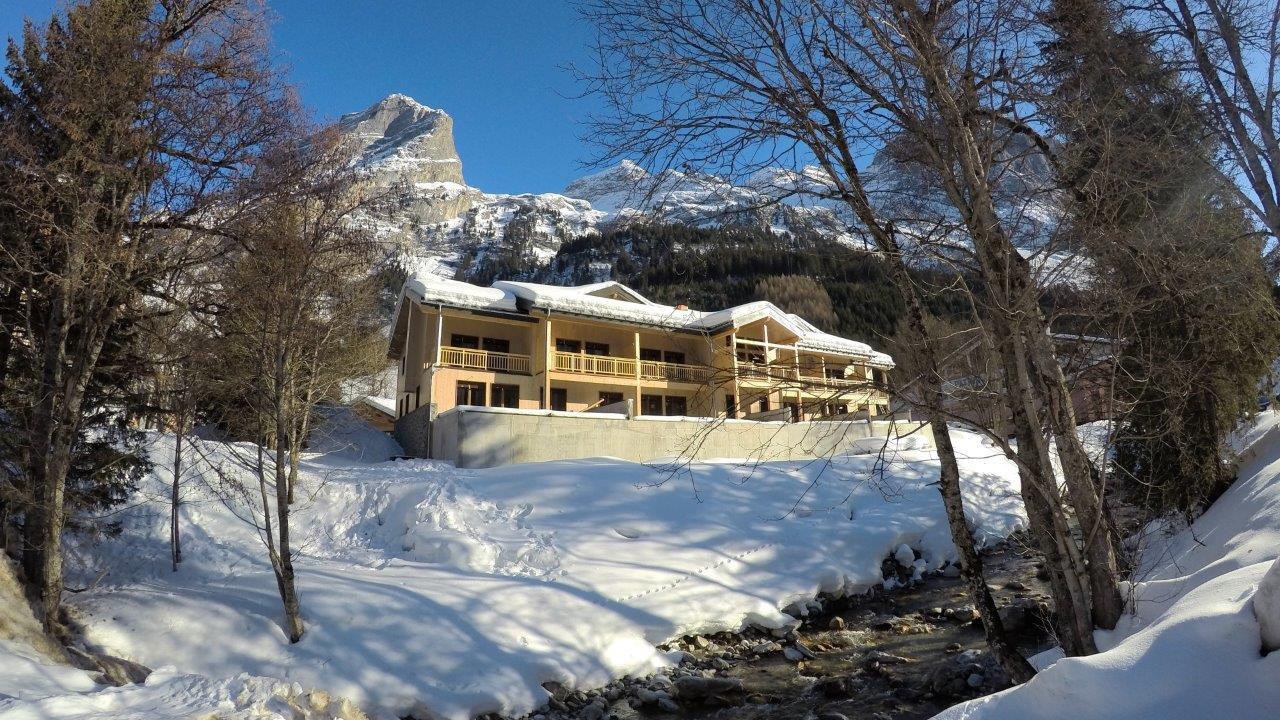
[
  {"xmin": 341, "ymin": 93, "xmax": 465, "ymax": 184},
  {"xmin": 342, "ymin": 94, "xmax": 479, "ymax": 226}
]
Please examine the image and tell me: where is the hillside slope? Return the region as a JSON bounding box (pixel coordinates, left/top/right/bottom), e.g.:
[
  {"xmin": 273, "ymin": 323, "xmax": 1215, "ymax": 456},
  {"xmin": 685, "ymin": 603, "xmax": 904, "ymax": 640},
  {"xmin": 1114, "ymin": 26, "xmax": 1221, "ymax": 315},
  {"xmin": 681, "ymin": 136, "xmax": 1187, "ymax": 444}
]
[
  {"xmin": 51, "ymin": 426, "xmax": 1024, "ymax": 720},
  {"xmin": 934, "ymin": 413, "xmax": 1280, "ymax": 720}
]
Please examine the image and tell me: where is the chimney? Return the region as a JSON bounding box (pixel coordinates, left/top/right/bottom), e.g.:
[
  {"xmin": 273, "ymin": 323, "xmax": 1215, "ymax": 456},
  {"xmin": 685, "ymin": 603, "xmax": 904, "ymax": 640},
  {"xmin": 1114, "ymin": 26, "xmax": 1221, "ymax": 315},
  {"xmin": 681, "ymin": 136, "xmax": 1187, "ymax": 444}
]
[{"xmin": 676, "ymin": 303, "xmax": 689, "ymax": 311}]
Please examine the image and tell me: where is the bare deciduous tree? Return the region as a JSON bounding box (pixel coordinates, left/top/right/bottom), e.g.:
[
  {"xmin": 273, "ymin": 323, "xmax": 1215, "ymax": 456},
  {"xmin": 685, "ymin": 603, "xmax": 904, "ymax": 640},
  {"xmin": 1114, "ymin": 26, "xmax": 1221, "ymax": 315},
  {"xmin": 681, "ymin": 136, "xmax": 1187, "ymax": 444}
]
[
  {"xmin": 207, "ymin": 129, "xmax": 384, "ymax": 641},
  {"xmin": 579, "ymin": 0, "xmax": 1061, "ymax": 674},
  {"xmin": 0, "ymin": 0, "xmax": 295, "ymax": 633}
]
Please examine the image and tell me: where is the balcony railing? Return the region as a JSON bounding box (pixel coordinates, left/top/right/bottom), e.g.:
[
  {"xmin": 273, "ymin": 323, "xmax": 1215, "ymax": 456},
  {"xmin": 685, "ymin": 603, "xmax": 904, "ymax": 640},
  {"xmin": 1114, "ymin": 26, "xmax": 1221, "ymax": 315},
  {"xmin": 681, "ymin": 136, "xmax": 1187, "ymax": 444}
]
[
  {"xmin": 439, "ymin": 346, "xmax": 532, "ymax": 374},
  {"xmin": 640, "ymin": 360, "xmax": 714, "ymax": 383},
  {"xmin": 554, "ymin": 351, "xmax": 636, "ymax": 377},
  {"xmin": 798, "ymin": 371, "xmax": 866, "ymax": 388},
  {"xmin": 737, "ymin": 362, "xmax": 877, "ymax": 391},
  {"xmin": 553, "ymin": 351, "xmax": 714, "ymax": 384}
]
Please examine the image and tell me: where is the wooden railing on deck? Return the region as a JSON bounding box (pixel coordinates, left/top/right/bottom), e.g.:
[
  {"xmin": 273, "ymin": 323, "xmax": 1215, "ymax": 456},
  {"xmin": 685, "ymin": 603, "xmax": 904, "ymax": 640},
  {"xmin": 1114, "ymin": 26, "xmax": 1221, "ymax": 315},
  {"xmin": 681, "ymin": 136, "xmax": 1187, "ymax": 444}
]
[
  {"xmin": 554, "ymin": 351, "xmax": 636, "ymax": 377},
  {"xmin": 640, "ymin": 360, "xmax": 713, "ymax": 383},
  {"xmin": 439, "ymin": 346, "xmax": 532, "ymax": 374},
  {"xmin": 553, "ymin": 351, "xmax": 713, "ymax": 383}
]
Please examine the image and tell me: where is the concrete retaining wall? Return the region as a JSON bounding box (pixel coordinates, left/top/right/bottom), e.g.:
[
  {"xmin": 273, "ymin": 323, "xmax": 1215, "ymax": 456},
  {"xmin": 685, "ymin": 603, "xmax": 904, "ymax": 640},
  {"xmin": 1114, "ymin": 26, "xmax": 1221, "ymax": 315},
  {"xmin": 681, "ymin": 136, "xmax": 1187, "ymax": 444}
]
[{"xmin": 423, "ymin": 406, "xmax": 933, "ymax": 469}]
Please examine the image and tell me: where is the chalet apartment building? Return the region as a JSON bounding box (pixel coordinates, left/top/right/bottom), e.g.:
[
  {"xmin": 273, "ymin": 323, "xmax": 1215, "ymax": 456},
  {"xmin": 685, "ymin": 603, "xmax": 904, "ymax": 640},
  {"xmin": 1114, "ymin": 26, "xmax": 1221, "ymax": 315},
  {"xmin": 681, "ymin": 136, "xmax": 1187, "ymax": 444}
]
[{"xmin": 388, "ymin": 275, "xmax": 895, "ymax": 428}]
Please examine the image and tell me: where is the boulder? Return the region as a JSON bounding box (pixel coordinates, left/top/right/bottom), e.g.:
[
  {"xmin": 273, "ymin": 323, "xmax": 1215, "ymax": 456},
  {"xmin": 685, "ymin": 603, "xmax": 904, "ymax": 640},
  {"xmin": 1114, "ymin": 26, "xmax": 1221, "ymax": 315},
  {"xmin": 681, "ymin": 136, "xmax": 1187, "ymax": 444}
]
[
  {"xmin": 894, "ymin": 543, "xmax": 916, "ymax": 568},
  {"xmin": 673, "ymin": 676, "xmax": 743, "ymax": 699}
]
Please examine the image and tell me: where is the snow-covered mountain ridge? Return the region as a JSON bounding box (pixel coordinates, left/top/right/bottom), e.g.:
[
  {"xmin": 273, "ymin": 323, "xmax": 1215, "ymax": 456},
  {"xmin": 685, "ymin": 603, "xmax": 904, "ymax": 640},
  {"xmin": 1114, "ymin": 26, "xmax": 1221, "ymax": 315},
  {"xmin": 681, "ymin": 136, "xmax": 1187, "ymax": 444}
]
[{"xmin": 344, "ymin": 94, "xmax": 1061, "ymax": 284}]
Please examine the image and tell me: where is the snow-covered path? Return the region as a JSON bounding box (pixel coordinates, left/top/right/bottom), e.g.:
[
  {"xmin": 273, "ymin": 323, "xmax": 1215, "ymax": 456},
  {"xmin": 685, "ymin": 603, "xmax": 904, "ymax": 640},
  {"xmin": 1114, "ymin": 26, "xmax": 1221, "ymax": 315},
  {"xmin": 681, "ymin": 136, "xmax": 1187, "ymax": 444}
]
[{"xmin": 6, "ymin": 425, "xmax": 1026, "ymax": 720}]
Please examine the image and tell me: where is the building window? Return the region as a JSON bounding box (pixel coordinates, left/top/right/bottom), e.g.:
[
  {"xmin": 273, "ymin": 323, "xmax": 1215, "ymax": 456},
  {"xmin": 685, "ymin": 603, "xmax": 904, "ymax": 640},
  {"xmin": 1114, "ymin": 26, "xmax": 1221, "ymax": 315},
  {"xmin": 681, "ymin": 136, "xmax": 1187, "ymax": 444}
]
[
  {"xmin": 825, "ymin": 366, "xmax": 845, "ymax": 380},
  {"xmin": 871, "ymin": 368, "xmax": 886, "ymax": 386},
  {"xmin": 482, "ymin": 337, "xmax": 510, "ymax": 354},
  {"xmin": 663, "ymin": 350, "xmax": 686, "ymax": 364},
  {"xmin": 759, "ymin": 397, "xmax": 771, "ymax": 412},
  {"xmin": 640, "ymin": 347, "xmax": 663, "ymax": 361},
  {"xmin": 876, "ymin": 403, "xmax": 889, "ymax": 416},
  {"xmin": 456, "ymin": 381, "xmax": 485, "ymax": 406},
  {"xmin": 585, "ymin": 341, "xmax": 610, "ymax": 356},
  {"xmin": 599, "ymin": 391, "xmax": 624, "ymax": 406},
  {"xmin": 451, "ymin": 334, "xmax": 480, "ymax": 349},
  {"xmin": 789, "ymin": 402, "xmax": 801, "ymax": 422},
  {"xmin": 491, "ymin": 384, "xmax": 519, "ymax": 408},
  {"xmin": 641, "ymin": 394, "xmax": 664, "ymax": 416},
  {"xmin": 737, "ymin": 349, "xmax": 765, "ymax": 365},
  {"xmin": 725, "ymin": 394, "xmax": 737, "ymax": 418},
  {"xmin": 550, "ymin": 388, "xmax": 568, "ymax": 411},
  {"xmin": 555, "ymin": 338, "xmax": 581, "ymax": 353},
  {"xmin": 665, "ymin": 396, "xmax": 687, "ymax": 417}
]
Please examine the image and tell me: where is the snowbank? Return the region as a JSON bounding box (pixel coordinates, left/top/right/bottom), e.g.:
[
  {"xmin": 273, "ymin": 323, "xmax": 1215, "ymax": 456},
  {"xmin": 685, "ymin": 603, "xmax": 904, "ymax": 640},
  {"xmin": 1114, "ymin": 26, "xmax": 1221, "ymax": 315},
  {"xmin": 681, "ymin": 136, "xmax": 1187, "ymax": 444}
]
[
  {"xmin": 0, "ymin": 558, "xmax": 362, "ymax": 719},
  {"xmin": 0, "ymin": 666, "xmax": 368, "ymax": 720},
  {"xmin": 934, "ymin": 412, "xmax": 1280, "ymax": 720},
  {"xmin": 44, "ymin": 426, "xmax": 1022, "ymax": 720},
  {"xmin": 307, "ymin": 404, "xmax": 403, "ymax": 463}
]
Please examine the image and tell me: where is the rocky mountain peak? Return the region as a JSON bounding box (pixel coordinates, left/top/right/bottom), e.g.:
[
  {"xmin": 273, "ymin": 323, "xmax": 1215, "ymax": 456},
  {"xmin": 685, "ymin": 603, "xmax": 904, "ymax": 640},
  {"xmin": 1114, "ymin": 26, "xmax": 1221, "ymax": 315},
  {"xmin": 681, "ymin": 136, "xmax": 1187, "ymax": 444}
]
[{"xmin": 339, "ymin": 93, "xmax": 465, "ymax": 185}]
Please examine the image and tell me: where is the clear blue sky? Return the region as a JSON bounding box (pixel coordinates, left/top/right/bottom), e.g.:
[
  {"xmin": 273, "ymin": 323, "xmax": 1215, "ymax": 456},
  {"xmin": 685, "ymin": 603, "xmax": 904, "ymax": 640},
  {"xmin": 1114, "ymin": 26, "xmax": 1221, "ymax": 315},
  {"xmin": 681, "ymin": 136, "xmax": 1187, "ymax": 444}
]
[{"xmin": 0, "ymin": 1, "xmax": 604, "ymax": 194}]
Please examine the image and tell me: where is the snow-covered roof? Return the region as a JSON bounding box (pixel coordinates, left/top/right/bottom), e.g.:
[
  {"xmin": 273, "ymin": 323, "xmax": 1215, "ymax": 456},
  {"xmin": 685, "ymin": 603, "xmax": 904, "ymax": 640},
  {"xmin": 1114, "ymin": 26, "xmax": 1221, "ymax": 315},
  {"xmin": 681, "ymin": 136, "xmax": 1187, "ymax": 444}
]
[
  {"xmin": 358, "ymin": 396, "xmax": 396, "ymax": 418},
  {"xmin": 404, "ymin": 275, "xmax": 519, "ymax": 313},
  {"xmin": 399, "ymin": 274, "xmax": 894, "ymax": 367}
]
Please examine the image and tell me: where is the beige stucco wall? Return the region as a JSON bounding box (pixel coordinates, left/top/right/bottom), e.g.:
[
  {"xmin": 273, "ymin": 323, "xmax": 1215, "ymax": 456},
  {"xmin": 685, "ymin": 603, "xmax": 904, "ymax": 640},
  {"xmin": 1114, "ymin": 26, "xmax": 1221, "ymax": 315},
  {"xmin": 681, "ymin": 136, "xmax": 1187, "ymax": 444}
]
[{"xmin": 426, "ymin": 406, "xmax": 933, "ymax": 469}]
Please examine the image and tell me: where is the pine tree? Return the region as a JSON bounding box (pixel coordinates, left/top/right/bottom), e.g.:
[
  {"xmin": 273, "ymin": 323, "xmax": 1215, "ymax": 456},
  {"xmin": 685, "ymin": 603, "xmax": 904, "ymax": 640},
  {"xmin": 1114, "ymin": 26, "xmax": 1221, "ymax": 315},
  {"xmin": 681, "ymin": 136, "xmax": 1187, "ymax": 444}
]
[{"xmin": 1041, "ymin": 0, "xmax": 1280, "ymax": 515}]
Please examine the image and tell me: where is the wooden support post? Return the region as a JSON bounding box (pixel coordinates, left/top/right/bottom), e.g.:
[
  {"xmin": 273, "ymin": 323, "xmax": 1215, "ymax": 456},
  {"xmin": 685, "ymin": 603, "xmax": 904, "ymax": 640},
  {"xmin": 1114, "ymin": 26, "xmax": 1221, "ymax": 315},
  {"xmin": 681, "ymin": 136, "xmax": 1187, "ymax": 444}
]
[
  {"xmin": 433, "ymin": 310, "xmax": 443, "ymax": 366},
  {"xmin": 402, "ymin": 305, "xmax": 412, "ymax": 416},
  {"xmin": 428, "ymin": 306, "xmax": 443, "ymax": 413},
  {"xmin": 543, "ymin": 314, "xmax": 553, "ymax": 409},
  {"xmin": 633, "ymin": 330, "xmax": 642, "ymax": 415},
  {"xmin": 761, "ymin": 323, "xmax": 777, "ymax": 410},
  {"xmin": 729, "ymin": 331, "xmax": 739, "ymax": 418}
]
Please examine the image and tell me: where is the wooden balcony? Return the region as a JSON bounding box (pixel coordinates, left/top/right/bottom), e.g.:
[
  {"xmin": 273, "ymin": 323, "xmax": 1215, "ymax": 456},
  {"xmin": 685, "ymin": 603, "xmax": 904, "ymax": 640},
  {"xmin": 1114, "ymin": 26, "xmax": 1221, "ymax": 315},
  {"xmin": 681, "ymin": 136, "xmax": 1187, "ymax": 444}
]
[
  {"xmin": 439, "ymin": 346, "xmax": 532, "ymax": 374},
  {"xmin": 738, "ymin": 362, "xmax": 875, "ymax": 391},
  {"xmin": 640, "ymin": 359, "xmax": 714, "ymax": 383},
  {"xmin": 554, "ymin": 351, "xmax": 636, "ymax": 377},
  {"xmin": 798, "ymin": 372, "xmax": 867, "ymax": 388},
  {"xmin": 553, "ymin": 351, "xmax": 713, "ymax": 384}
]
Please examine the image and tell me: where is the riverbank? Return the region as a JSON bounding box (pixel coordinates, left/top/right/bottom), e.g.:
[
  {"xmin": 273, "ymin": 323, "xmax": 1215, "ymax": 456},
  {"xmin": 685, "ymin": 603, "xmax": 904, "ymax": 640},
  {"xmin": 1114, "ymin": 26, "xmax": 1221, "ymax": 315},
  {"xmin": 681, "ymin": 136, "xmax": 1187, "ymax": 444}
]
[{"xmin": 494, "ymin": 537, "xmax": 1052, "ymax": 720}]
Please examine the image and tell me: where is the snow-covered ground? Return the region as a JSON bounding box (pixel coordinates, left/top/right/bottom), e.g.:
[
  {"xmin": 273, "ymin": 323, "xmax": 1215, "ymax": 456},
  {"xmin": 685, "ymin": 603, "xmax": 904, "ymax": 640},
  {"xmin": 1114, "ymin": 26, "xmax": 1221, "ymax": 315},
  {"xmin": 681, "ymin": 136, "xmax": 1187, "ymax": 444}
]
[
  {"xmin": 0, "ymin": 552, "xmax": 357, "ymax": 719},
  {"xmin": 3, "ymin": 424, "xmax": 1024, "ymax": 720},
  {"xmin": 936, "ymin": 412, "xmax": 1280, "ymax": 720}
]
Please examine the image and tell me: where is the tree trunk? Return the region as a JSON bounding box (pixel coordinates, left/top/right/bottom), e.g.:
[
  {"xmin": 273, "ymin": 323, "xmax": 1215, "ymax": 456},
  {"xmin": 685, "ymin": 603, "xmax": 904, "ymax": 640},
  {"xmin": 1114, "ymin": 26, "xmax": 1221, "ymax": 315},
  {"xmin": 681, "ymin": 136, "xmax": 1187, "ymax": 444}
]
[
  {"xmin": 0, "ymin": 286, "xmax": 20, "ymax": 398},
  {"xmin": 273, "ymin": 350, "xmax": 304, "ymax": 642},
  {"xmin": 286, "ymin": 405, "xmax": 310, "ymax": 506},
  {"xmin": 885, "ymin": 229, "xmax": 1036, "ymax": 681},
  {"xmin": 889, "ymin": 1, "xmax": 1121, "ymax": 646},
  {"xmin": 932, "ymin": 413, "xmax": 1036, "ymax": 681},
  {"xmin": 1026, "ymin": 328, "xmax": 1123, "ymax": 630},
  {"xmin": 170, "ymin": 409, "xmax": 184, "ymax": 572}
]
